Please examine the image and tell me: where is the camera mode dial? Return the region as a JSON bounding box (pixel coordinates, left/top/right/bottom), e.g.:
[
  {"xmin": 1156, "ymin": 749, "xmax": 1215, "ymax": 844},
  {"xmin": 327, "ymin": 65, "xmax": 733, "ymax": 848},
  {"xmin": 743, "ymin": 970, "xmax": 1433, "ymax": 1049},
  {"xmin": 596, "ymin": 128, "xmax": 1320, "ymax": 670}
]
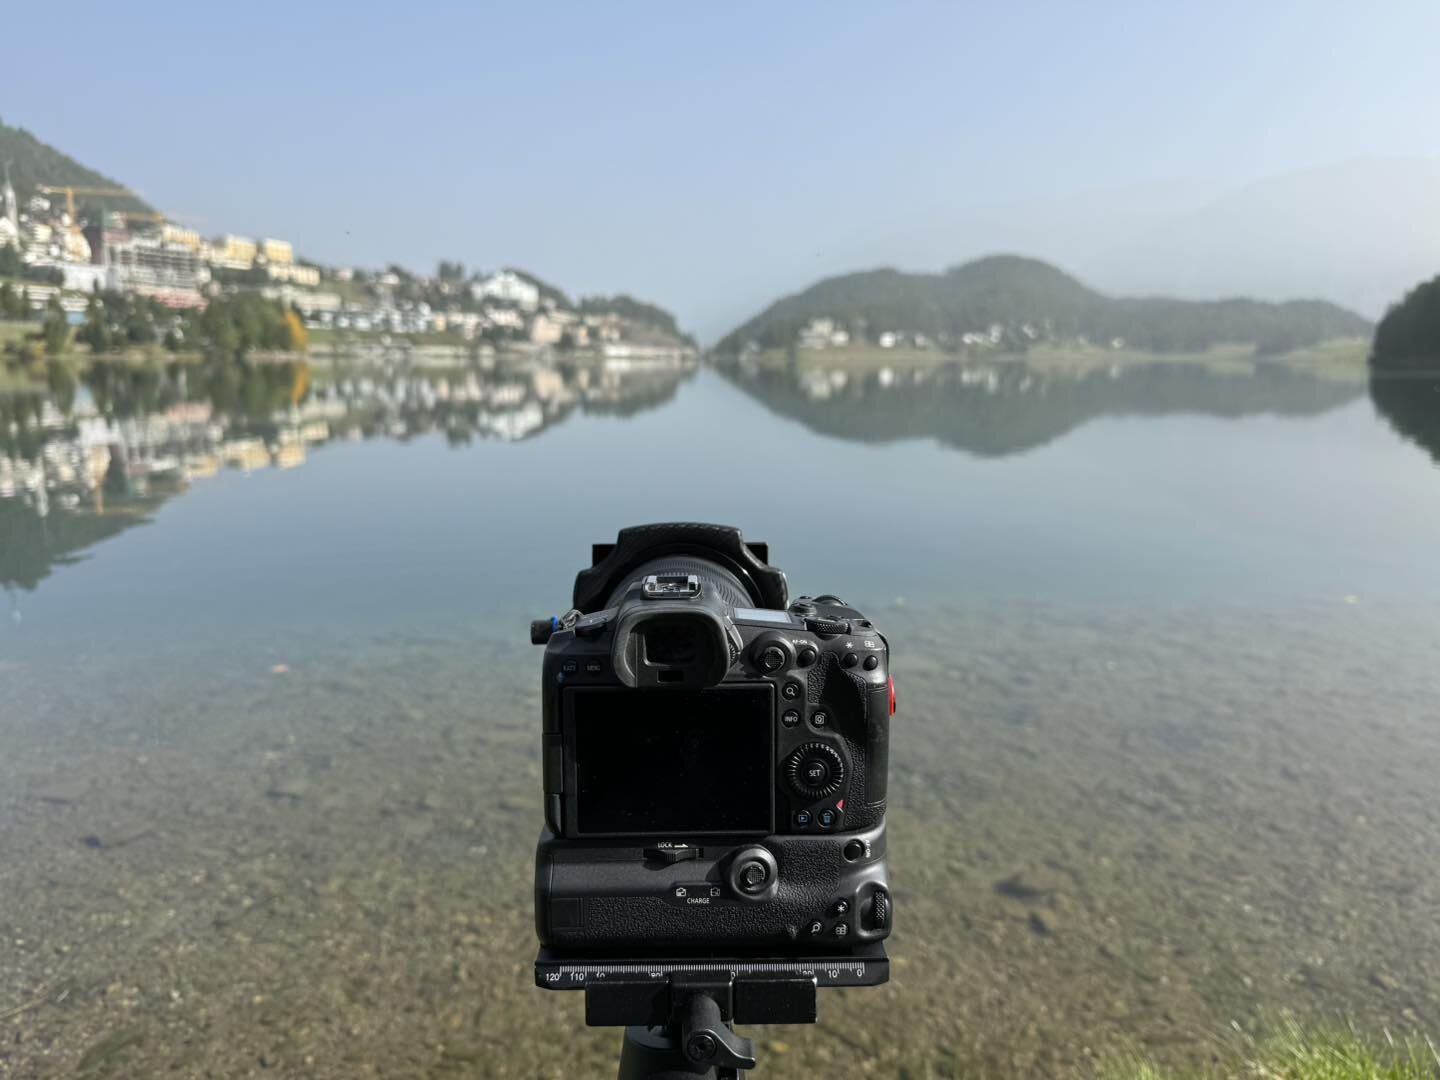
[{"xmin": 785, "ymin": 743, "xmax": 845, "ymax": 799}]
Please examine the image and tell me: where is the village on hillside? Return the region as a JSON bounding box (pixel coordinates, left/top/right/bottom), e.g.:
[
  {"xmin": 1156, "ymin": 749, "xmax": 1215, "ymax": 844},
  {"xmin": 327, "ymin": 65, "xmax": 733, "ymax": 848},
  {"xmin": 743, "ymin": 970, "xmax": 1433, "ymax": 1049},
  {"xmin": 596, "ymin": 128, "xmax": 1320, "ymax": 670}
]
[{"xmin": 0, "ymin": 166, "xmax": 691, "ymax": 359}]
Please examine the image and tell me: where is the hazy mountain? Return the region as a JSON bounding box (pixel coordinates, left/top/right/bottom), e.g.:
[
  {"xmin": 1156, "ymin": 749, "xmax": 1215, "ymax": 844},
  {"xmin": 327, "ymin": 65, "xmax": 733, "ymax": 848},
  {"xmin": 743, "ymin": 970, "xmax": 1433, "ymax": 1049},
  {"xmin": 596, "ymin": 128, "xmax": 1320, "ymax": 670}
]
[
  {"xmin": 0, "ymin": 117, "xmax": 153, "ymax": 215},
  {"xmin": 716, "ymin": 255, "xmax": 1370, "ymax": 355},
  {"xmin": 733, "ymin": 158, "xmax": 1440, "ymax": 345},
  {"xmin": 1082, "ymin": 158, "xmax": 1440, "ymax": 320}
]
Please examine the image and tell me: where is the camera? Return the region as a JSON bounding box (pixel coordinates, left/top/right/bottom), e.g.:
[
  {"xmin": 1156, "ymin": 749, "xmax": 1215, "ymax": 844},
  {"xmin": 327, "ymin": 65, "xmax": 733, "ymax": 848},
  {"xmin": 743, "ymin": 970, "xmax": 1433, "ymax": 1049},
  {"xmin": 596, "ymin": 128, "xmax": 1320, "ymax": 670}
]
[{"xmin": 531, "ymin": 523, "xmax": 894, "ymax": 953}]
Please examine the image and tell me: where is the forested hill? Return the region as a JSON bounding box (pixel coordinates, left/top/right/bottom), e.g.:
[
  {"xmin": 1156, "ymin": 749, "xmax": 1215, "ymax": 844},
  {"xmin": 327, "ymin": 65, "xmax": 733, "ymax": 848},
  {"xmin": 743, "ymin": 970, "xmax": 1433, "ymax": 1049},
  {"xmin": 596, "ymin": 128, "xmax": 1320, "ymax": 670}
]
[
  {"xmin": 1370, "ymin": 274, "xmax": 1440, "ymax": 370},
  {"xmin": 717, "ymin": 256, "xmax": 1371, "ymax": 355},
  {"xmin": 0, "ymin": 118, "xmax": 152, "ymax": 215}
]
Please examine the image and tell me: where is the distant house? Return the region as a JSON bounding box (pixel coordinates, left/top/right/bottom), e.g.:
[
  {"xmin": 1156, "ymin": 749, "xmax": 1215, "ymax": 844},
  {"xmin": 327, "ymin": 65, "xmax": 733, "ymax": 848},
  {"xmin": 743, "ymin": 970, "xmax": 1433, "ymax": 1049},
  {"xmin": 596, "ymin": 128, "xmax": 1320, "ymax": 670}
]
[
  {"xmin": 799, "ymin": 317, "xmax": 851, "ymax": 350},
  {"xmin": 471, "ymin": 270, "xmax": 540, "ymax": 311},
  {"xmin": 530, "ymin": 311, "xmax": 564, "ymax": 345}
]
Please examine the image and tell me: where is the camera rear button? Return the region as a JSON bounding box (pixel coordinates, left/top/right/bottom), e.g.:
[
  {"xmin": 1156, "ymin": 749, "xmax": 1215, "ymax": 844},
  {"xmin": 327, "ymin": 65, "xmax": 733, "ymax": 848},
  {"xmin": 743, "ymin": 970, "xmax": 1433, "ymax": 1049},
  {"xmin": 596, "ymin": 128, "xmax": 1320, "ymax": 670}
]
[
  {"xmin": 842, "ymin": 652, "xmax": 859, "ymax": 668},
  {"xmin": 818, "ymin": 809, "xmax": 836, "ymax": 828},
  {"xmin": 781, "ymin": 681, "xmax": 803, "ymax": 701},
  {"xmin": 808, "ymin": 920, "xmax": 824, "ymax": 935},
  {"xmin": 863, "ymin": 655, "xmax": 879, "ymax": 671},
  {"xmin": 811, "ymin": 710, "xmax": 828, "ymax": 728},
  {"xmin": 782, "ymin": 710, "xmax": 801, "ymax": 728},
  {"xmin": 794, "ymin": 810, "xmax": 811, "ymax": 827}
]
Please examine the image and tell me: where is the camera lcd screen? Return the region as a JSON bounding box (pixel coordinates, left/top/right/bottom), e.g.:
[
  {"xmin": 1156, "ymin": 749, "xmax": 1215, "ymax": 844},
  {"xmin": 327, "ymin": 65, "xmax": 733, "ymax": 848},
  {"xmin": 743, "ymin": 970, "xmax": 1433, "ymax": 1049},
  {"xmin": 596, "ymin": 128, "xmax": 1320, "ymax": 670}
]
[{"xmin": 569, "ymin": 686, "xmax": 773, "ymax": 835}]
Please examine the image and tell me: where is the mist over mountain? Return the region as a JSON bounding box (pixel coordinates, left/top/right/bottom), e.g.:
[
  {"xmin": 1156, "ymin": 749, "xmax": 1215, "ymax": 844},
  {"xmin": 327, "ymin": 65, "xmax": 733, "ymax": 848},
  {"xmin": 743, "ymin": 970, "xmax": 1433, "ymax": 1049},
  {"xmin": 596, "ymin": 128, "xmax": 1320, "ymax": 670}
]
[
  {"xmin": 1083, "ymin": 158, "xmax": 1440, "ymax": 320},
  {"xmin": 783, "ymin": 158, "xmax": 1440, "ymax": 343}
]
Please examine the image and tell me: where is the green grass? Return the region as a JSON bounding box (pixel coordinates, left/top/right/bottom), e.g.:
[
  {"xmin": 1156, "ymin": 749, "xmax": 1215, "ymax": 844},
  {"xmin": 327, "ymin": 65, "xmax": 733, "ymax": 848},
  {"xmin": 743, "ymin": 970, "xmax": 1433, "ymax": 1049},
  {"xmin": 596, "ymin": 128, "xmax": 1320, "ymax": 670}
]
[
  {"xmin": 1098, "ymin": 1017, "xmax": 1440, "ymax": 1080},
  {"xmin": 0, "ymin": 318, "xmax": 35, "ymax": 347}
]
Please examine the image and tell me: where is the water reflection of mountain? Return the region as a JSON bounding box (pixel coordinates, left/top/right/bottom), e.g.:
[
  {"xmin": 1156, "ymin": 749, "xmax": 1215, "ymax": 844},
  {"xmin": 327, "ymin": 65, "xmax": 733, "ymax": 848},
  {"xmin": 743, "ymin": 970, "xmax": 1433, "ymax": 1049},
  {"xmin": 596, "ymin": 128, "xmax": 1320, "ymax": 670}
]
[
  {"xmin": 720, "ymin": 357, "xmax": 1364, "ymax": 456},
  {"xmin": 0, "ymin": 353, "xmax": 696, "ymax": 592},
  {"xmin": 1369, "ymin": 373, "xmax": 1440, "ymax": 467}
]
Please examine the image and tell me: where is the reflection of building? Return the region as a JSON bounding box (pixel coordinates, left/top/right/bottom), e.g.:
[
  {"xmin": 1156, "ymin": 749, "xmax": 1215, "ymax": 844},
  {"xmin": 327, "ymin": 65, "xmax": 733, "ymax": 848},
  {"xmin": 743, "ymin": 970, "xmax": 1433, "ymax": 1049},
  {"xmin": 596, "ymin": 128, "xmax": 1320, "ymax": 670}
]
[
  {"xmin": 720, "ymin": 353, "xmax": 1364, "ymax": 457},
  {"xmin": 0, "ymin": 351, "xmax": 700, "ymax": 589}
]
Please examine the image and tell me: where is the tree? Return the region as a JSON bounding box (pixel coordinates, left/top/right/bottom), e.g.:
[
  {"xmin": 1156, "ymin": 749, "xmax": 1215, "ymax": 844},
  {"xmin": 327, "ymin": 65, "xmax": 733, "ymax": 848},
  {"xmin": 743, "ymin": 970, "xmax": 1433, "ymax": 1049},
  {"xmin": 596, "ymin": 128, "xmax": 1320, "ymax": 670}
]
[
  {"xmin": 77, "ymin": 295, "xmax": 111, "ymax": 352},
  {"xmin": 46, "ymin": 356, "xmax": 77, "ymax": 412},
  {"xmin": 282, "ymin": 308, "xmax": 308, "ymax": 351},
  {"xmin": 42, "ymin": 296, "xmax": 68, "ymax": 355},
  {"xmin": 0, "ymin": 281, "xmax": 23, "ymax": 319},
  {"xmin": 288, "ymin": 360, "xmax": 311, "ymax": 404},
  {"xmin": 1371, "ymin": 275, "xmax": 1440, "ymax": 371},
  {"xmin": 0, "ymin": 244, "xmax": 23, "ymax": 277},
  {"xmin": 125, "ymin": 305, "xmax": 156, "ymax": 345}
]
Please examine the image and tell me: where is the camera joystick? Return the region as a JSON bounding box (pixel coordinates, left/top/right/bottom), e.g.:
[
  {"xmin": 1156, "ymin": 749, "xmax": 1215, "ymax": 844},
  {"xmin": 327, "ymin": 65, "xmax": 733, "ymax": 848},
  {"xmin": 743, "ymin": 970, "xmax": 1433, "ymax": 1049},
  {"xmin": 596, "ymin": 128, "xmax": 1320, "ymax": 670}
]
[{"xmin": 726, "ymin": 846, "xmax": 779, "ymax": 900}]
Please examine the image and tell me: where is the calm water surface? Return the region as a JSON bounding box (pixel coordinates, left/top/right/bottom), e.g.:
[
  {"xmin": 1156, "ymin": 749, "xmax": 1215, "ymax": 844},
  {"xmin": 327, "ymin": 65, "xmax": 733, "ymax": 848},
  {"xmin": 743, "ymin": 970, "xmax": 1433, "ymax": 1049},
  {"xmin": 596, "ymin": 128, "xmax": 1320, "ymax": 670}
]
[{"xmin": 2, "ymin": 354, "xmax": 1439, "ymax": 1076}]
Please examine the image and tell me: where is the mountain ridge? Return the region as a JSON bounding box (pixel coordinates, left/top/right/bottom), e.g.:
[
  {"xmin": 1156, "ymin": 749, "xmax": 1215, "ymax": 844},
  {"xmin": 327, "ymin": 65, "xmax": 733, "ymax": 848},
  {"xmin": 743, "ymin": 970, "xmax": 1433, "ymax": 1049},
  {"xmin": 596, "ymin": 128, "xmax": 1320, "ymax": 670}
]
[
  {"xmin": 716, "ymin": 255, "xmax": 1371, "ymax": 356},
  {"xmin": 0, "ymin": 117, "xmax": 154, "ymax": 215}
]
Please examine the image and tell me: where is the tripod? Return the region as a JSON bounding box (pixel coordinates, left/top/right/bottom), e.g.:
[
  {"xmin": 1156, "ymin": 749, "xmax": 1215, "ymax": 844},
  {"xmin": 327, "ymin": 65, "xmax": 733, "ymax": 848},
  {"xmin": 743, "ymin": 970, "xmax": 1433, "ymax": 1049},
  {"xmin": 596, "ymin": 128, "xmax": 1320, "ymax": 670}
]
[{"xmin": 535, "ymin": 945, "xmax": 889, "ymax": 1078}]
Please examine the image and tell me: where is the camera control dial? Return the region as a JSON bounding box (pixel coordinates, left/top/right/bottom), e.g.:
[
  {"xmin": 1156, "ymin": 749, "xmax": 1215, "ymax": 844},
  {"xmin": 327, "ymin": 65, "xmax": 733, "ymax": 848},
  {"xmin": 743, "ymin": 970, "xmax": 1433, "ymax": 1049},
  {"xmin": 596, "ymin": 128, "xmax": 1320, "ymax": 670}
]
[{"xmin": 785, "ymin": 743, "xmax": 845, "ymax": 799}]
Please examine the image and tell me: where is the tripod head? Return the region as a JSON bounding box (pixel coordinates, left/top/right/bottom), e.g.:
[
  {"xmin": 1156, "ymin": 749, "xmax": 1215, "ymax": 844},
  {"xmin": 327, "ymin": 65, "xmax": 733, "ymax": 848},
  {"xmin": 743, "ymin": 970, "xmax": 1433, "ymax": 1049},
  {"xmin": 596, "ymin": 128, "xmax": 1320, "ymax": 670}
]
[{"xmin": 535, "ymin": 945, "xmax": 889, "ymax": 1078}]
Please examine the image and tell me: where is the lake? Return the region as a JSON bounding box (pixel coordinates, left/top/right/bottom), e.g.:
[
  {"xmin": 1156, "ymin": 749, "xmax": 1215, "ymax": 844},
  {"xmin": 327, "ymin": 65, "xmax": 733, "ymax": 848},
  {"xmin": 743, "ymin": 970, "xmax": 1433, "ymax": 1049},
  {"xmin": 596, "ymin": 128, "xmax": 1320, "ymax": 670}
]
[{"xmin": 3, "ymin": 351, "xmax": 1439, "ymax": 1077}]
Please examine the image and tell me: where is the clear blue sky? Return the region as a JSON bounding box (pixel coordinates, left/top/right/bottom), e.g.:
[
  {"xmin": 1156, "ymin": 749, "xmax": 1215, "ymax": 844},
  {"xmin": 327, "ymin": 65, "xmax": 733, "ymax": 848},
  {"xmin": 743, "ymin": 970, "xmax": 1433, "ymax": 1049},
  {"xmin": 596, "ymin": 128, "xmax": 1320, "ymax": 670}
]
[{"xmin": 5, "ymin": 1, "xmax": 1438, "ymax": 339}]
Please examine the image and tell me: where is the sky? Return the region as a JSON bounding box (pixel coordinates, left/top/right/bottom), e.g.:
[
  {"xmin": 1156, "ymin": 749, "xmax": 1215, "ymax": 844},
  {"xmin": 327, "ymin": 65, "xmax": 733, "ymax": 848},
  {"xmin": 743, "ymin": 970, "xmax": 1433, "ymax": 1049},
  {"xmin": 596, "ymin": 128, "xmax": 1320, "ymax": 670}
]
[{"xmin": 5, "ymin": 1, "xmax": 1440, "ymax": 340}]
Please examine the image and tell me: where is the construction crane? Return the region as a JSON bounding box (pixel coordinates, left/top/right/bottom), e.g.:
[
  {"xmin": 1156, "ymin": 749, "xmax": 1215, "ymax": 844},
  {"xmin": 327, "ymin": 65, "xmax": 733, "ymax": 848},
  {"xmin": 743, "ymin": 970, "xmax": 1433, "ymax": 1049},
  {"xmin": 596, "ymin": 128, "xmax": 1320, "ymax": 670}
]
[
  {"xmin": 36, "ymin": 184, "xmax": 147, "ymax": 223},
  {"xmin": 117, "ymin": 210, "xmax": 167, "ymax": 227}
]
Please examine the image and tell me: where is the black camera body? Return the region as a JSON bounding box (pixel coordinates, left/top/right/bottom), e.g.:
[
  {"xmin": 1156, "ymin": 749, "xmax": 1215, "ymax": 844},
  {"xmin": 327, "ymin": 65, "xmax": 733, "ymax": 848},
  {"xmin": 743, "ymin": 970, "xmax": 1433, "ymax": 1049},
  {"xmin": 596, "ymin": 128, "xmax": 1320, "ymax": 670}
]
[{"xmin": 533, "ymin": 523, "xmax": 893, "ymax": 953}]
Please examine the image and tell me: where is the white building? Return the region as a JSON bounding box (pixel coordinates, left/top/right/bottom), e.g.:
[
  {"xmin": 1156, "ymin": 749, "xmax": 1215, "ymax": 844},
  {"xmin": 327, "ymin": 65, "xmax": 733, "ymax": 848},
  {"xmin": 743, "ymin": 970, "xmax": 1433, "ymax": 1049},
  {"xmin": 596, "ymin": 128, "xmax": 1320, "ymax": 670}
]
[
  {"xmin": 471, "ymin": 270, "xmax": 540, "ymax": 311},
  {"xmin": 799, "ymin": 317, "xmax": 850, "ymax": 350},
  {"xmin": 262, "ymin": 285, "xmax": 342, "ymax": 315},
  {"xmin": 0, "ymin": 165, "xmax": 18, "ymax": 248}
]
